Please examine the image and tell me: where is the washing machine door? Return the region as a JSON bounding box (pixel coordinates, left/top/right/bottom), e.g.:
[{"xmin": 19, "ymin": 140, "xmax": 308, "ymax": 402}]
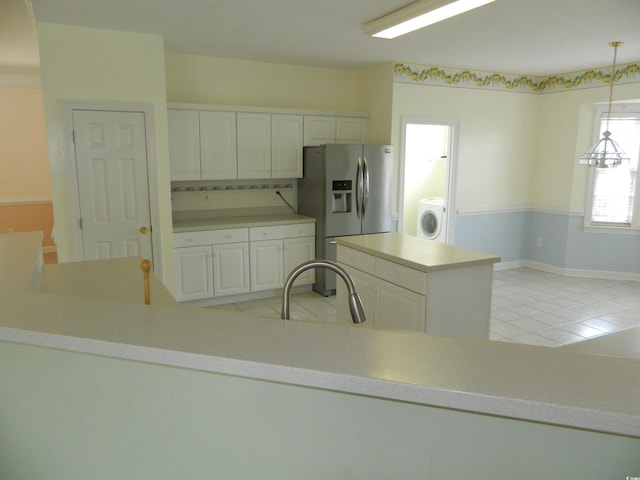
[{"xmin": 420, "ymin": 210, "xmax": 440, "ymax": 239}]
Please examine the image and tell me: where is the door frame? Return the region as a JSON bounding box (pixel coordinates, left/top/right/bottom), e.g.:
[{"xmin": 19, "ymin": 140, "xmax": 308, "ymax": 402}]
[
  {"xmin": 62, "ymin": 100, "xmax": 162, "ymax": 276},
  {"xmin": 398, "ymin": 115, "xmax": 459, "ymax": 243}
]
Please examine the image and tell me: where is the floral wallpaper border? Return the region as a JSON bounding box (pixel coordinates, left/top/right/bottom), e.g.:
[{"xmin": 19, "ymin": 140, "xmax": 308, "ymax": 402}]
[{"xmin": 394, "ymin": 62, "xmax": 640, "ymax": 93}]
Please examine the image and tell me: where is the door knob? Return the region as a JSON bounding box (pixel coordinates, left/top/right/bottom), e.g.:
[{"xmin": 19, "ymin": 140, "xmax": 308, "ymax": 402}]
[{"xmin": 140, "ymin": 226, "xmax": 148, "ymax": 234}]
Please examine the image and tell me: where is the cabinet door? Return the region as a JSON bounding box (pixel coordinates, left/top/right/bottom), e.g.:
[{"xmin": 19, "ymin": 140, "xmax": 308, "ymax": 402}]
[
  {"xmin": 271, "ymin": 114, "xmax": 303, "ymax": 178},
  {"xmin": 283, "ymin": 236, "xmax": 315, "ymax": 285},
  {"xmin": 168, "ymin": 109, "xmax": 201, "ymax": 180},
  {"xmin": 303, "ymin": 116, "xmax": 336, "ymax": 146},
  {"xmin": 335, "ymin": 266, "xmax": 376, "ymax": 327},
  {"xmin": 250, "ymin": 240, "xmax": 284, "ymax": 291},
  {"xmin": 173, "ymin": 246, "xmax": 213, "ymax": 301},
  {"xmin": 200, "ymin": 111, "xmax": 237, "ymax": 180},
  {"xmin": 212, "ymin": 243, "xmax": 250, "ymax": 296},
  {"xmin": 237, "ymin": 113, "xmax": 271, "ymax": 179},
  {"xmin": 336, "ymin": 117, "xmax": 368, "ymax": 144},
  {"xmin": 374, "ymin": 279, "xmax": 426, "ymax": 332}
]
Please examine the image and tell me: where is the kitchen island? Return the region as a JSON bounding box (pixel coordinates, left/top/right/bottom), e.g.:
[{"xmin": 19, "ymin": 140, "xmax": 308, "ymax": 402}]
[
  {"xmin": 1, "ymin": 232, "xmax": 639, "ymax": 479},
  {"xmin": 335, "ymin": 233, "xmax": 500, "ymax": 337}
]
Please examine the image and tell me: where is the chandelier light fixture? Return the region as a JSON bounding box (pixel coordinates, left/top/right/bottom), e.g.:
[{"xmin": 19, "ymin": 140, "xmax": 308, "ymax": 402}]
[
  {"xmin": 363, "ymin": 0, "xmax": 495, "ymax": 39},
  {"xmin": 578, "ymin": 41, "xmax": 630, "ymax": 168}
]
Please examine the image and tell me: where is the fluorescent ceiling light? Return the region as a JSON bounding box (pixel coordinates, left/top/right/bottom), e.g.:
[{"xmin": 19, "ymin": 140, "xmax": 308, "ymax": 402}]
[{"xmin": 364, "ymin": 0, "xmax": 496, "ymax": 39}]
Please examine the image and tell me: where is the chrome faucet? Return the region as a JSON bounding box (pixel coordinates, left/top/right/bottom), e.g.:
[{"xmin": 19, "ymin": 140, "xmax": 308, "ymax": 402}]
[{"xmin": 281, "ymin": 260, "xmax": 366, "ymax": 324}]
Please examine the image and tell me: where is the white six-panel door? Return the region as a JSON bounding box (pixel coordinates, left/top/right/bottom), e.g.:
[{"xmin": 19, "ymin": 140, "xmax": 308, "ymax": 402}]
[{"xmin": 72, "ymin": 110, "xmax": 152, "ymax": 260}]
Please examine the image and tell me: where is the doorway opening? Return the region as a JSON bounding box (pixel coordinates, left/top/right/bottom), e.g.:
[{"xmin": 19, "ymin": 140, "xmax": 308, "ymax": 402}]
[{"xmin": 399, "ymin": 116, "xmax": 458, "ymax": 243}]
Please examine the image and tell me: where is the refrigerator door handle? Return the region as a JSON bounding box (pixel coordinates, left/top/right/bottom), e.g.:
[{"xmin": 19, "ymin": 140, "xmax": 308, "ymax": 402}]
[
  {"xmin": 362, "ymin": 157, "xmax": 370, "ymax": 216},
  {"xmin": 356, "ymin": 157, "xmax": 363, "ymax": 219}
]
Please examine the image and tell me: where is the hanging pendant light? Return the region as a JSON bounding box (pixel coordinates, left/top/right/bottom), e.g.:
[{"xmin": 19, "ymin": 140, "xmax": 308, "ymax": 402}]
[{"xmin": 579, "ymin": 41, "xmax": 630, "ymax": 168}]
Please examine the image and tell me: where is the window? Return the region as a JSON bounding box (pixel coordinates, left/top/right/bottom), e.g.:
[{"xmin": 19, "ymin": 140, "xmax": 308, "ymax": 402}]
[{"xmin": 585, "ymin": 106, "xmax": 640, "ymax": 230}]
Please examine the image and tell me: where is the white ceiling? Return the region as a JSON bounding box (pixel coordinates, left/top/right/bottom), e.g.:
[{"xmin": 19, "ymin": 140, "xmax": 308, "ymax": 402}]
[{"xmin": 3, "ymin": 0, "xmax": 640, "ymax": 75}]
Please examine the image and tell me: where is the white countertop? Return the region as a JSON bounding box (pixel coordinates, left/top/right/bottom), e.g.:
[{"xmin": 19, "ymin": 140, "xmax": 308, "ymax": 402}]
[
  {"xmin": 173, "ymin": 211, "xmax": 315, "ymax": 232},
  {"xmin": 336, "ymin": 232, "xmax": 500, "ymax": 272},
  {"xmin": 2, "ymin": 232, "xmax": 639, "ymax": 438}
]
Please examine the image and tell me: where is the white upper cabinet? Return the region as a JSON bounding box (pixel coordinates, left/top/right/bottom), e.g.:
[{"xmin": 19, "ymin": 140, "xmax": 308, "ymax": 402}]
[
  {"xmin": 168, "ymin": 109, "xmax": 200, "ymax": 180},
  {"xmin": 303, "ymin": 115, "xmax": 368, "ymax": 146},
  {"xmin": 168, "ymin": 109, "xmax": 237, "ymax": 181},
  {"xmin": 200, "ymin": 111, "xmax": 237, "ymax": 180},
  {"xmin": 237, "ymin": 112, "xmax": 272, "ymax": 179},
  {"xmin": 303, "ymin": 116, "xmax": 337, "ymax": 146},
  {"xmin": 168, "ymin": 105, "xmax": 368, "ymax": 180},
  {"xmin": 272, "ymin": 114, "xmax": 303, "ymax": 178},
  {"xmin": 336, "ymin": 117, "xmax": 368, "ymax": 144}
]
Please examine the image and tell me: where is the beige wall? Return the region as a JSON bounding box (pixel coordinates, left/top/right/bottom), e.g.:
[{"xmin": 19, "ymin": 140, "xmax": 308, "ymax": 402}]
[
  {"xmin": 392, "ymin": 83, "xmax": 538, "ymax": 217},
  {"xmin": 356, "ymin": 62, "xmax": 394, "ymax": 144},
  {"xmin": 391, "ymin": 79, "xmax": 640, "ymax": 220},
  {"xmin": 166, "ymin": 53, "xmax": 364, "ymax": 111},
  {"xmin": 0, "ymin": 84, "xmax": 50, "ymax": 202},
  {"xmin": 533, "ymin": 82, "xmax": 640, "ymax": 212},
  {"xmin": 36, "ymin": 23, "xmax": 173, "ymax": 285}
]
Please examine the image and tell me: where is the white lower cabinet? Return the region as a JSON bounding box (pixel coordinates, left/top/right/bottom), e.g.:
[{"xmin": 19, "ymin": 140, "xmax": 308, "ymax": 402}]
[
  {"xmin": 338, "ymin": 265, "xmax": 425, "ymax": 331},
  {"xmin": 283, "ymin": 236, "xmax": 315, "ymax": 285},
  {"xmin": 173, "ymin": 245, "xmax": 214, "ymax": 302},
  {"xmin": 374, "ymin": 278, "xmax": 426, "ymax": 331},
  {"xmin": 250, "ymin": 240, "xmax": 284, "ymax": 292},
  {"xmin": 212, "ymin": 243, "xmax": 250, "ymax": 296},
  {"xmin": 173, "ymin": 228, "xmax": 249, "ymax": 302},
  {"xmin": 249, "ymin": 223, "xmax": 315, "ymax": 292},
  {"xmin": 173, "ymin": 222, "xmax": 315, "ymax": 304}
]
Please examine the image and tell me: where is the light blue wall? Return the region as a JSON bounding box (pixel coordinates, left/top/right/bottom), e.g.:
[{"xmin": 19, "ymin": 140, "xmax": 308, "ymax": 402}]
[
  {"xmin": 455, "ymin": 210, "xmax": 640, "ymax": 274},
  {"xmin": 454, "ymin": 211, "xmax": 530, "ymax": 263}
]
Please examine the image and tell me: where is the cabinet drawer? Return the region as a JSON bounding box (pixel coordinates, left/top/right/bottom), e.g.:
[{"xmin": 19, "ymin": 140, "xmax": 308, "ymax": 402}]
[
  {"xmin": 283, "ymin": 222, "xmax": 314, "ymax": 238},
  {"xmin": 375, "ymin": 258, "xmax": 426, "ymax": 294},
  {"xmin": 249, "ymin": 222, "xmax": 314, "ymax": 241},
  {"xmin": 174, "ymin": 228, "xmax": 249, "ymax": 247},
  {"xmin": 250, "ymin": 225, "xmax": 285, "ymax": 241},
  {"xmin": 337, "ymin": 246, "xmax": 375, "ymax": 275}
]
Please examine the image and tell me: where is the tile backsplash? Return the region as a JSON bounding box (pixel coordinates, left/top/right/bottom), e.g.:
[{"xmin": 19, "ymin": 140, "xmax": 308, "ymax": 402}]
[{"xmin": 171, "ymin": 179, "xmax": 297, "ymax": 213}]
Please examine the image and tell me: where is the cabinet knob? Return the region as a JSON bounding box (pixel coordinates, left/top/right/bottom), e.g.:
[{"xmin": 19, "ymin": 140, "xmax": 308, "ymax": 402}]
[{"xmin": 140, "ymin": 226, "xmax": 148, "ymax": 234}]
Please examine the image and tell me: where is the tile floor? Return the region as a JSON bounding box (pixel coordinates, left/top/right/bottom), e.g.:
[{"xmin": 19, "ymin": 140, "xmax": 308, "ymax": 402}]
[{"xmin": 210, "ymin": 267, "xmax": 640, "ymax": 347}]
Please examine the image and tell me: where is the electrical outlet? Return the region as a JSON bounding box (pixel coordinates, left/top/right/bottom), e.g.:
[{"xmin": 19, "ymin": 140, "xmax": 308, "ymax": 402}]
[{"xmin": 536, "ymin": 237, "xmax": 543, "ymax": 247}]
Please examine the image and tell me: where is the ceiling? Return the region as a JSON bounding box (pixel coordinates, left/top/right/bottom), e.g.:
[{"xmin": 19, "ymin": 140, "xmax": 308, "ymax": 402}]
[{"xmin": 3, "ymin": 0, "xmax": 640, "ymax": 76}]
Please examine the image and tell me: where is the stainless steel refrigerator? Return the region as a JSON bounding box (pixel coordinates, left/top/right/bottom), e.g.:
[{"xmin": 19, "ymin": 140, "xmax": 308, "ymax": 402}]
[{"xmin": 298, "ymin": 144, "xmax": 394, "ymax": 295}]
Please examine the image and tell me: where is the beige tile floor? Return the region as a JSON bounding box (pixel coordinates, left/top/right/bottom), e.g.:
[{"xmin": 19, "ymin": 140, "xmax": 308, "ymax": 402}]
[{"xmin": 210, "ymin": 267, "xmax": 640, "ymax": 347}]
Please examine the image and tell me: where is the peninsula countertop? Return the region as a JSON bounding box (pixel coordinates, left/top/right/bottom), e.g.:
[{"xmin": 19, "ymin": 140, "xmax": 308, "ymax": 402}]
[
  {"xmin": 335, "ymin": 232, "xmax": 500, "ymax": 272},
  {"xmin": 1, "ymin": 232, "xmax": 639, "ymax": 438}
]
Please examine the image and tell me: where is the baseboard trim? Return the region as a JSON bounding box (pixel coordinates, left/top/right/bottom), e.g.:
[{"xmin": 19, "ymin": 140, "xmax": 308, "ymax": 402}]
[{"xmin": 495, "ymin": 259, "xmax": 640, "ymax": 282}]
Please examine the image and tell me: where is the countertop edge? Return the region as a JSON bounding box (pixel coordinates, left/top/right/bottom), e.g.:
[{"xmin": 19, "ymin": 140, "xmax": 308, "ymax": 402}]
[
  {"xmin": 172, "ymin": 214, "xmax": 315, "ymax": 233},
  {"xmin": 2, "ymin": 325, "xmax": 639, "ymax": 439},
  {"xmin": 335, "ymin": 233, "xmax": 501, "ymax": 272}
]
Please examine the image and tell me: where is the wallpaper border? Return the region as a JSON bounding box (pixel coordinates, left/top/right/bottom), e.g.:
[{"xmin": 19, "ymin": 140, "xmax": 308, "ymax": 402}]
[{"xmin": 394, "ymin": 62, "xmax": 640, "ymax": 94}]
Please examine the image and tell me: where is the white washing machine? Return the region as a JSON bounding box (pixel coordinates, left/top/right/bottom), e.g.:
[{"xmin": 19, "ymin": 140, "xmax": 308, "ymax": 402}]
[{"xmin": 417, "ymin": 197, "xmax": 446, "ymax": 242}]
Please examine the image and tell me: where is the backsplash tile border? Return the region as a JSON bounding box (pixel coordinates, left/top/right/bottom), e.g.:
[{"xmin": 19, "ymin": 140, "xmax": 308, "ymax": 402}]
[{"xmin": 171, "ymin": 182, "xmax": 293, "ymax": 192}]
